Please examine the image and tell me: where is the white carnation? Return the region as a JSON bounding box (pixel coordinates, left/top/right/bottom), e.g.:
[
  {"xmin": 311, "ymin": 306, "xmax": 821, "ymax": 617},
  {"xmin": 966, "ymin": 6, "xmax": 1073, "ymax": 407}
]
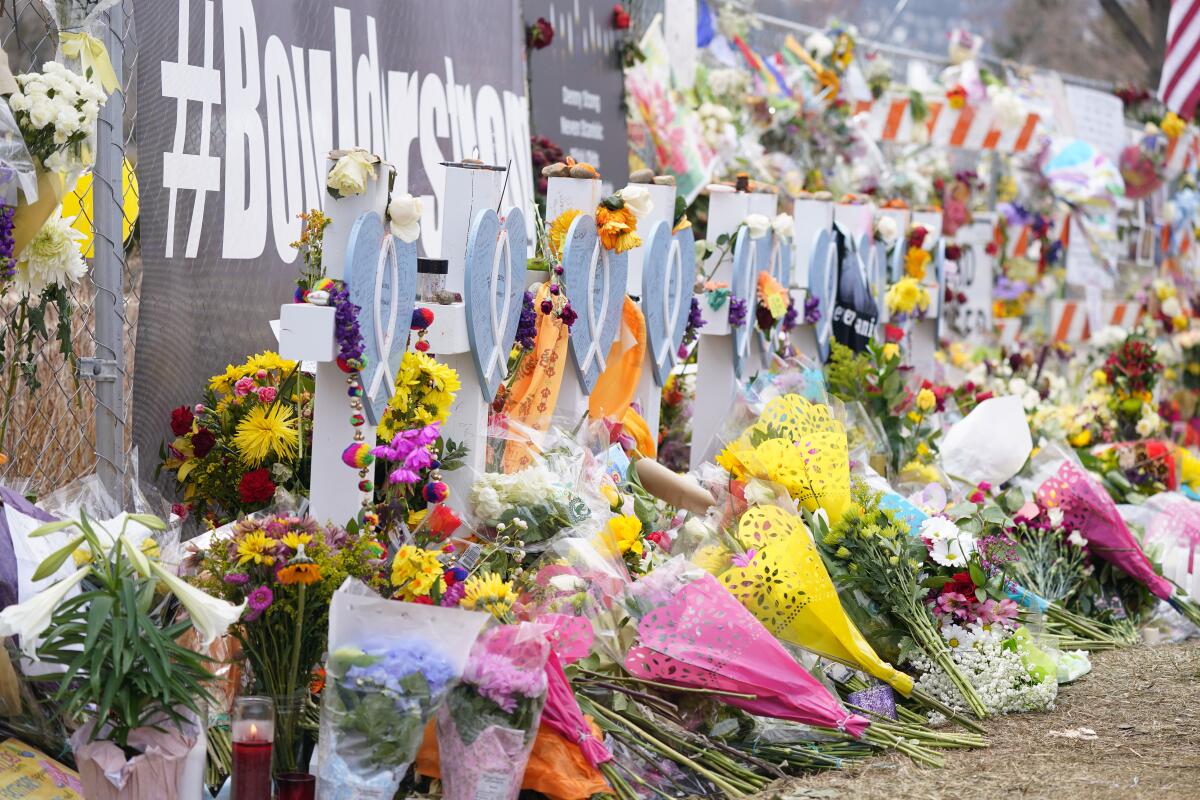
[{"xmin": 13, "ymin": 208, "xmax": 88, "ymax": 296}]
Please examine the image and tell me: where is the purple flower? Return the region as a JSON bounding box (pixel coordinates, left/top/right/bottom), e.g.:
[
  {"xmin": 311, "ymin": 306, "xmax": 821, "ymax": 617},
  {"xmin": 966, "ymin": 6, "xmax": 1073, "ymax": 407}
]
[
  {"xmin": 330, "ymin": 284, "xmax": 364, "ymax": 365},
  {"xmin": 803, "ymin": 294, "xmax": 821, "ymax": 325},
  {"xmin": 516, "ymin": 291, "xmax": 537, "ymax": 349},
  {"xmin": 441, "ymin": 581, "xmax": 466, "ymax": 607},
  {"xmin": 559, "ymin": 303, "xmax": 578, "ymax": 327},
  {"xmin": 244, "ymin": 585, "xmax": 274, "ymax": 621},
  {"xmin": 993, "ymin": 277, "xmax": 1028, "ymax": 302},
  {"xmin": 223, "ymin": 572, "xmax": 250, "ymax": 586},
  {"xmin": 0, "ymin": 205, "xmax": 15, "ymax": 283},
  {"xmin": 781, "ymin": 298, "xmax": 799, "ymax": 332},
  {"xmin": 728, "ymin": 297, "xmax": 748, "ymax": 328}
]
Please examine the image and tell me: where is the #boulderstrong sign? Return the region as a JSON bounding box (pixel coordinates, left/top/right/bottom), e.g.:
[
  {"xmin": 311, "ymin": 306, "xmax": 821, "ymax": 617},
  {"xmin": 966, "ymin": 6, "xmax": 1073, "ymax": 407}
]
[
  {"xmin": 132, "ymin": 0, "xmax": 532, "ymax": 472},
  {"xmin": 526, "ymin": 0, "xmax": 629, "ymax": 194}
]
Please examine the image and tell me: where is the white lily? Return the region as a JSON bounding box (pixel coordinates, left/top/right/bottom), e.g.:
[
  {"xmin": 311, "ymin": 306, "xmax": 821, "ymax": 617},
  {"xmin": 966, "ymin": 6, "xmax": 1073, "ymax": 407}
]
[
  {"xmin": 148, "ymin": 561, "xmax": 246, "ymax": 646},
  {"xmin": 0, "ymin": 567, "xmax": 92, "ymax": 659}
]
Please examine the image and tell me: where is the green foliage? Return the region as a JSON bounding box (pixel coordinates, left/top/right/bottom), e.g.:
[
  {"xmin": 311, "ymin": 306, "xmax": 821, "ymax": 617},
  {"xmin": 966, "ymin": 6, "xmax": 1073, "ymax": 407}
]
[{"xmin": 31, "ymin": 511, "xmax": 214, "ymax": 750}]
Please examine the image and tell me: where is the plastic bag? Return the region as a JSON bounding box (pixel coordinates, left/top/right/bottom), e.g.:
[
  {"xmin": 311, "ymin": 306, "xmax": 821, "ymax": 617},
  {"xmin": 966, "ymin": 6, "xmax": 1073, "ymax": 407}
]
[
  {"xmin": 435, "ymin": 623, "xmax": 551, "ymax": 800},
  {"xmin": 315, "ymin": 579, "xmax": 489, "ymax": 799}
]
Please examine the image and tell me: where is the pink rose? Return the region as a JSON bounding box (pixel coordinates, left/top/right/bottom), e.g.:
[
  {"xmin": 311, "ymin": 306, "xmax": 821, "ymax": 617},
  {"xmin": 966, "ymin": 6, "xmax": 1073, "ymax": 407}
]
[
  {"xmin": 234, "ymin": 377, "xmax": 255, "ymax": 397},
  {"xmin": 256, "ymin": 386, "xmax": 278, "ymax": 404}
]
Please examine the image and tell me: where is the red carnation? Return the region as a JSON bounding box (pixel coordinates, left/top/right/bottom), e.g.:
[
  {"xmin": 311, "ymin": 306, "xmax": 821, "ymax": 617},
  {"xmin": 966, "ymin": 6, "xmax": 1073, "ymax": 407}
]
[
  {"xmin": 613, "ymin": 3, "xmax": 631, "ymax": 29},
  {"xmin": 527, "ymin": 17, "xmax": 554, "ymax": 49},
  {"xmin": 239, "ymin": 468, "xmax": 276, "ymax": 505},
  {"xmin": 191, "ymin": 427, "xmax": 217, "ymax": 458},
  {"xmin": 884, "ymin": 323, "xmax": 904, "ymax": 343},
  {"xmin": 170, "ymin": 405, "xmax": 194, "ymax": 437},
  {"xmin": 943, "ymin": 571, "xmax": 975, "ymax": 598}
]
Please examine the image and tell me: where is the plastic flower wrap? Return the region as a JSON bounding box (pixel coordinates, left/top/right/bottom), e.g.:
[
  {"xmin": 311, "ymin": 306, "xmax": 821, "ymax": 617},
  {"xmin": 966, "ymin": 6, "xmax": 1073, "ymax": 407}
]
[
  {"xmin": 1034, "ymin": 458, "xmax": 1174, "ymax": 601},
  {"xmin": 435, "ymin": 623, "xmax": 551, "ymax": 800},
  {"xmin": 317, "ymin": 581, "xmax": 489, "ymax": 799},
  {"xmin": 716, "ymin": 394, "xmax": 850, "ymax": 524},
  {"xmin": 716, "ymin": 503, "xmax": 914, "ymax": 696},
  {"xmin": 623, "ymin": 557, "xmax": 870, "ymax": 735},
  {"xmin": 1140, "ymin": 492, "xmax": 1200, "ymax": 599}
]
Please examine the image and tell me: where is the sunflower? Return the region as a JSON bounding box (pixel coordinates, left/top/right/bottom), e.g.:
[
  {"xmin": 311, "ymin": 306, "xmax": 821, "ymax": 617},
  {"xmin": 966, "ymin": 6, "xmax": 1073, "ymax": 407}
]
[
  {"xmin": 595, "ymin": 205, "xmax": 641, "ymax": 254},
  {"xmin": 548, "ymin": 208, "xmax": 584, "ymax": 260},
  {"xmin": 234, "ymin": 403, "xmax": 299, "ymax": 465},
  {"xmin": 460, "ymin": 571, "xmax": 515, "ymax": 619},
  {"xmin": 278, "ymin": 555, "xmax": 322, "ymax": 586}
]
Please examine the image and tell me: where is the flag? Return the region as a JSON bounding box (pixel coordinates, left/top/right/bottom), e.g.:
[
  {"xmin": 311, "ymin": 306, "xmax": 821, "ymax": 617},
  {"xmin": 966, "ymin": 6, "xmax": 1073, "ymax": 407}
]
[{"xmin": 1159, "ymin": 1, "xmax": 1200, "ymax": 118}]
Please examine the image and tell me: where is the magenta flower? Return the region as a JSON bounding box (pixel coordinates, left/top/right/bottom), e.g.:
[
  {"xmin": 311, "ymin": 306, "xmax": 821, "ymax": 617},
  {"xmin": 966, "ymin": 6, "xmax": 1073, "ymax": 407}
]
[
  {"xmin": 731, "ymin": 549, "xmax": 759, "ymax": 568},
  {"xmin": 233, "ymin": 376, "xmax": 255, "ymax": 397},
  {"xmin": 256, "ymin": 386, "xmax": 278, "ymax": 404},
  {"xmin": 244, "ymin": 585, "xmax": 274, "ymax": 621},
  {"xmin": 223, "ymin": 572, "xmax": 249, "ymax": 586},
  {"xmin": 935, "ymin": 591, "xmax": 971, "ymax": 620},
  {"xmin": 441, "ymin": 581, "xmax": 466, "ymax": 607}
]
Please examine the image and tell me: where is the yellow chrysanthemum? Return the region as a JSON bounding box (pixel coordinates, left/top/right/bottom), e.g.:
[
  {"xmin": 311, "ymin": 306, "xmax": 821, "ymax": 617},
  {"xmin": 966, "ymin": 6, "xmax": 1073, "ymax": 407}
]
[
  {"xmin": 281, "ymin": 532, "xmax": 311, "ymax": 551},
  {"xmin": 380, "ymin": 351, "xmax": 461, "ymax": 439},
  {"xmin": 237, "ymin": 530, "xmax": 276, "ymax": 566},
  {"xmin": 607, "ymin": 514, "xmax": 644, "ymax": 556},
  {"xmin": 460, "ymin": 571, "xmax": 515, "ymax": 618},
  {"xmin": 885, "ymin": 278, "xmax": 929, "ymax": 316},
  {"xmin": 234, "ymin": 403, "xmax": 299, "ymax": 465},
  {"xmin": 548, "ymin": 209, "xmax": 584, "ymax": 260}
]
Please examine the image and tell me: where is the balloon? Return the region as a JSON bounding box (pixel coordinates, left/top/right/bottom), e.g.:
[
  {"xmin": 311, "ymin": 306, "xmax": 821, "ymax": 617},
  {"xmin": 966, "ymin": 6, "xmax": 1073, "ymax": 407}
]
[{"xmin": 60, "ymin": 158, "xmax": 140, "ymax": 258}]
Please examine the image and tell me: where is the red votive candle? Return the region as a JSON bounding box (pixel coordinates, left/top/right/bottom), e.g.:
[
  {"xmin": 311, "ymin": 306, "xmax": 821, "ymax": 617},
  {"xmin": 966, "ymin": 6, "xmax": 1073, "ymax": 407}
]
[
  {"xmin": 275, "ymin": 772, "xmax": 316, "ymax": 800},
  {"xmin": 232, "ymin": 696, "xmax": 275, "ymax": 800}
]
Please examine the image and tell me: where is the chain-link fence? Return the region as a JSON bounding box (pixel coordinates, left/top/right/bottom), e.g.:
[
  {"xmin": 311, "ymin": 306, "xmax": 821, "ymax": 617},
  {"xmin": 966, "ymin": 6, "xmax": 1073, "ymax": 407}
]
[{"xmin": 0, "ymin": 0, "xmax": 137, "ymax": 502}]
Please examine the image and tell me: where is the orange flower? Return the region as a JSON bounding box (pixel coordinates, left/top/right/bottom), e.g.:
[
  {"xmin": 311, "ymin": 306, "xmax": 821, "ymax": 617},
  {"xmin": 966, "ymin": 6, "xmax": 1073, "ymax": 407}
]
[
  {"xmin": 278, "ymin": 561, "xmax": 322, "ymax": 585},
  {"xmin": 946, "ymin": 85, "xmax": 967, "ymax": 110},
  {"xmin": 905, "ymin": 248, "xmax": 931, "ymax": 280},
  {"xmin": 596, "ymin": 204, "xmax": 641, "ymax": 253}
]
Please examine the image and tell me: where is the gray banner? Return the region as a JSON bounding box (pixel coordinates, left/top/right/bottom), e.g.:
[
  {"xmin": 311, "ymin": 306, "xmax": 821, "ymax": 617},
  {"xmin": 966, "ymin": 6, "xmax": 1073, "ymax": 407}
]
[{"xmin": 132, "ymin": 0, "xmax": 531, "ymax": 476}]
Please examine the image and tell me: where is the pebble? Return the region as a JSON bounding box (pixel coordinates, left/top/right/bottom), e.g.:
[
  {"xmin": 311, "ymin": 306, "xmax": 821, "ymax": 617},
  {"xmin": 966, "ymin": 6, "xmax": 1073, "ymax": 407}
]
[
  {"xmin": 542, "ymin": 163, "xmax": 568, "ymax": 177},
  {"xmin": 652, "ymin": 175, "xmax": 676, "ymax": 186},
  {"xmin": 629, "ymin": 168, "xmax": 654, "ymax": 183}
]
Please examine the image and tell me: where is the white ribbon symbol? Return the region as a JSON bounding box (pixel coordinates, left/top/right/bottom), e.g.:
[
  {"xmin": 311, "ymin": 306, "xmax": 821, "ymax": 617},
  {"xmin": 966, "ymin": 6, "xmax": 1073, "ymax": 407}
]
[
  {"xmin": 366, "ymin": 234, "xmax": 401, "ymax": 407},
  {"xmin": 481, "ymin": 226, "xmax": 514, "ymax": 386},
  {"xmin": 656, "ymin": 236, "xmax": 685, "ymax": 368}
]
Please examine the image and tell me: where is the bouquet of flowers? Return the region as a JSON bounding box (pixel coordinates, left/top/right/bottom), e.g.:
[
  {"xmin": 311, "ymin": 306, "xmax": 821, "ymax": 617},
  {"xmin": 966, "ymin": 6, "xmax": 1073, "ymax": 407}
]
[
  {"xmin": 623, "ymin": 557, "xmax": 870, "ymax": 735},
  {"xmin": 189, "ymin": 514, "xmax": 386, "ymax": 770},
  {"xmin": 317, "ymin": 581, "xmax": 489, "ymax": 799},
  {"xmin": 158, "ymin": 352, "xmax": 310, "ymax": 525},
  {"xmin": 813, "ymin": 483, "xmax": 989, "ymax": 718},
  {"xmin": 8, "ymin": 61, "xmax": 106, "ymax": 175},
  {"xmin": 436, "ymin": 624, "xmax": 551, "ymax": 800}
]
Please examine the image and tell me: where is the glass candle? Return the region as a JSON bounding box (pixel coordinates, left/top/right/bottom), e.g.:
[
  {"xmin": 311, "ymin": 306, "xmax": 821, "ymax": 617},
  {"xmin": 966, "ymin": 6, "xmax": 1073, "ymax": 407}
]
[
  {"xmin": 275, "ymin": 772, "xmax": 316, "ymax": 800},
  {"xmin": 417, "ymin": 257, "xmax": 448, "ymax": 302},
  {"xmin": 231, "ymin": 696, "xmax": 274, "ymax": 800}
]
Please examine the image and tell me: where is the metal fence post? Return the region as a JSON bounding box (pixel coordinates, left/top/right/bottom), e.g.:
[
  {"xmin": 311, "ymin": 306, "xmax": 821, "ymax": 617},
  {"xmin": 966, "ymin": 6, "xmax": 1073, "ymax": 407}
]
[{"xmin": 91, "ymin": 4, "xmax": 128, "ymax": 505}]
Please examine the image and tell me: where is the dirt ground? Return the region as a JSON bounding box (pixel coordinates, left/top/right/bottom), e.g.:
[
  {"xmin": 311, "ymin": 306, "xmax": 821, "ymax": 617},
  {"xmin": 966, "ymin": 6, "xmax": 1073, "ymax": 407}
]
[{"xmin": 760, "ymin": 641, "xmax": 1200, "ymax": 800}]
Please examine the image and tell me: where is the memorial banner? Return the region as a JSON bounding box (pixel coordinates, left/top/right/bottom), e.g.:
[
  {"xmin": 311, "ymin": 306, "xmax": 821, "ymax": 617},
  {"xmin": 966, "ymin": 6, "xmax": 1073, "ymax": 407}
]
[{"xmin": 133, "ymin": 0, "xmax": 532, "ymax": 469}]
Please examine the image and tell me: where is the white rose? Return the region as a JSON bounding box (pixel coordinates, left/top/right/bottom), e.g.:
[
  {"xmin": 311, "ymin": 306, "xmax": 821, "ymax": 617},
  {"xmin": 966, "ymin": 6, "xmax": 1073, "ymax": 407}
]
[
  {"xmin": 326, "ymin": 148, "xmax": 376, "ymax": 197},
  {"xmin": 771, "ymin": 213, "xmax": 794, "ymax": 240},
  {"xmin": 744, "ymin": 213, "xmax": 770, "ymax": 240},
  {"xmin": 875, "ymin": 215, "xmax": 899, "ymax": 243},
  {"xmin": 387, "ymin": 193, "xmax": 423, "ymax": 243},
  {"xmin": 805, "ymin": 32, "xmax": 834, "ymax": 60},
  {"xmin": 616, "ymin": 185, "xmax": 653, "ymax": 218},
  {"xmin": 1162, "ymin": 296, "xmax": 1182, "ymax": 318}
]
